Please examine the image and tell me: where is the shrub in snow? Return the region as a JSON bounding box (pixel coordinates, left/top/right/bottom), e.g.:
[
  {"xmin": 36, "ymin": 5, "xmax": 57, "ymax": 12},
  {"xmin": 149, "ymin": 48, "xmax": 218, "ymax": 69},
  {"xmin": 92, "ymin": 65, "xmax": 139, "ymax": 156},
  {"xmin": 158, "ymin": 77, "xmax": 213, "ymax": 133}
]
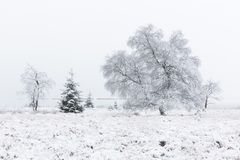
[
  {"xmin": 159, "ymin": 141, "xmax": 166, "ymax": 147},
  {"xmin": 215, "ymin": 140, "xmax": 223, "ymax": 148},
  {"xmin": 84, "ymin": 93, "xmax": 94, "ymax": 108},
  {"xmin": 114, "ymin": 101, "xmax": 118, "ymax": 109},
  {"xmin": 108, "ymin": 101, "xmax": 118, "ymax": 110},
  {"xmin": 102, "ymin": 24, "xmax": 203, "ymax": 115},
  {"xmin": 59, "ymin": 71, "xmax": 83, "ymax": 113}
]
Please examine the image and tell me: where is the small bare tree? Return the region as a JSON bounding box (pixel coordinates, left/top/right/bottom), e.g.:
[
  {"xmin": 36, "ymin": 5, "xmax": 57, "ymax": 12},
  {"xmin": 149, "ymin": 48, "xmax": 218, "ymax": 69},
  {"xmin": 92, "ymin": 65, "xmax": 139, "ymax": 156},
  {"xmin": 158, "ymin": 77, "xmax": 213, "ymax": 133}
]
[
  {"xmin": 203, "ymin": 81, "xmax": 221, "ymax": 110},
  {"xmin": 21, "ymin": 65, "xmax": 54, "ymax": 111}
]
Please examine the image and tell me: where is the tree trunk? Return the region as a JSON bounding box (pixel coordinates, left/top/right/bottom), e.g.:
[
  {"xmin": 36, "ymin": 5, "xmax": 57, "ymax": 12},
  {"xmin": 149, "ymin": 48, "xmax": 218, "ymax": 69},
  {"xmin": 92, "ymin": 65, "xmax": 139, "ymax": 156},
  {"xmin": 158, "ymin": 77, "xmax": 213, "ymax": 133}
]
[
  {"xmin": 35, "ymin": 100, "xmax": 38, "ymax": 111},
  {"xmin": 32, "ymin": 103, "xmax": 35, "ymax": 111},
  {"xmin": 204, "ymin": 96, "xmax": 208, "ymax": 110},
  {"xmin": 159, "ymin": 107, "xmax": 166, "ymax": 116},
  {"xmin": 31, "ymin": 96, "xmax": 35, "ymax": 111}
]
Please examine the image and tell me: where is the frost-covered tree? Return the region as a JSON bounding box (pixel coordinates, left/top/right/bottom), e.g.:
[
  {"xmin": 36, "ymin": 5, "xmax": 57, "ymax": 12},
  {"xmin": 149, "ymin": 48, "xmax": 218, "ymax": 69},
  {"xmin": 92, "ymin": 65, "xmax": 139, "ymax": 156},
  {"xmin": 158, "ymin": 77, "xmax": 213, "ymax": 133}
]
[
  {"xmin": 84, "ymin": 93, "xmax": 94, "ymax": 108},
  {"xmin": 59, "ymin": 71, "xmax": 83, "ymax": 113},
  {"xmin": 103, "ymin": 24, "xmax": 203, "ymax": 115},
  {"xmin": 21, "ymin": 64, "xmax": 54, "ymax": 111},
  {"xmin": 202, "ymin": 81, "xmax": 221, "ymax": 109}
]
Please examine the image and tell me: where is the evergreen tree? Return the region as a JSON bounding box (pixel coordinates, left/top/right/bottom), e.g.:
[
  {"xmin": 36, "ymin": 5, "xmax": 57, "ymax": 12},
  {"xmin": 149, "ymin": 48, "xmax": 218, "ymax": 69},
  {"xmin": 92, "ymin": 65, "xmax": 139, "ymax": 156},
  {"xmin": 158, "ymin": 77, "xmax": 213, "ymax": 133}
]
[
  {"xmin": 59, "ymin": 71, "xmax": 83, "ymax": 113},
  {"xmin": 84, "ymin": 93, "xmax": 94, "ymax": 108}
]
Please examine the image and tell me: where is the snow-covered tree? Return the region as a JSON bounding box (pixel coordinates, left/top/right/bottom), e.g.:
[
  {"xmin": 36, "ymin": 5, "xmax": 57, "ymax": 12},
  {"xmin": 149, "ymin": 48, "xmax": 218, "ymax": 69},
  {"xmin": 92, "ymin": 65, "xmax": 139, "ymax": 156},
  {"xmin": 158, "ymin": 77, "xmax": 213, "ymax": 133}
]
[
  {"xmin": 59, "ymin": 71, "xmax": 83, "ymax": 113},
  {"xmin": 21, "ymin": 64, "xmax": 54, "ymax": 111},
  {"xmin": 103, "ymin": 24, "xmax": 203, "ymax": 115},
  {"xmin": 202, "ymin": 80, "xmax": 221, "ymax": 109},
  {"xmin": 84, "ymin": 93, "xmax": 94, "ymax": 108}
]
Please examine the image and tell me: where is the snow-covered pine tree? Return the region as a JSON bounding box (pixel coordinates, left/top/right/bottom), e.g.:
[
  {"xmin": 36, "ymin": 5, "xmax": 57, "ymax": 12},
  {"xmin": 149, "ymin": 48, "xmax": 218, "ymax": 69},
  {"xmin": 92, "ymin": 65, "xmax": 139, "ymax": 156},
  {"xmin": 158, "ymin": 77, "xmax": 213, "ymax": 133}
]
[
  {"xmin": 59, "ymin": 71, "xmax": 83, "ymax": 113},
  {"xmin": 84, "ymin": 93, "xmax": 94, "ymax": 108}
]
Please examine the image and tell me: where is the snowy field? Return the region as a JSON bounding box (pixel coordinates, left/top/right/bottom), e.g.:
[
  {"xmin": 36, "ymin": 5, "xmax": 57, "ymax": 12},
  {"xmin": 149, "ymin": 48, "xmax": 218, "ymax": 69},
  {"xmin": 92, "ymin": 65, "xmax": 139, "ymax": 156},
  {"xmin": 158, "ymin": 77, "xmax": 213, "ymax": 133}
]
[{"xmin": 0, "ymin": 108, "xmax": 239, "ymax": 160}]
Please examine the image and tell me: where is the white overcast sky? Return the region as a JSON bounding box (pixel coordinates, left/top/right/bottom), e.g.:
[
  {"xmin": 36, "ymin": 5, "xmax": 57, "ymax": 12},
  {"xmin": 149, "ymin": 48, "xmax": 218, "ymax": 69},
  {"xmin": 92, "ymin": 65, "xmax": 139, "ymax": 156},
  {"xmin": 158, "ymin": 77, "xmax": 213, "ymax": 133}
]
[{"xmin": 0, "ymin": 0, "xmax": 240, "ymax": 107}]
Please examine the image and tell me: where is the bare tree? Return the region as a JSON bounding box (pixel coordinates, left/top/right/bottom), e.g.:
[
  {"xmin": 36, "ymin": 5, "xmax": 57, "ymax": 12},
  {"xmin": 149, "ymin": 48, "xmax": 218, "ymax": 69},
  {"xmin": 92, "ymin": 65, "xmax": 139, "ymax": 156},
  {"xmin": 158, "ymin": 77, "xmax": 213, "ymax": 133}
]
[
  {"xmin": 103, "ymin": 25, "xmax": 203, "ymax": 115},
  {"xmin": 21, "ymin": 65, "xmax": 54, "ymax": 111},
  {"xmin": 203, "ymin": 81, "xmax": 221, "ymax": 110}
]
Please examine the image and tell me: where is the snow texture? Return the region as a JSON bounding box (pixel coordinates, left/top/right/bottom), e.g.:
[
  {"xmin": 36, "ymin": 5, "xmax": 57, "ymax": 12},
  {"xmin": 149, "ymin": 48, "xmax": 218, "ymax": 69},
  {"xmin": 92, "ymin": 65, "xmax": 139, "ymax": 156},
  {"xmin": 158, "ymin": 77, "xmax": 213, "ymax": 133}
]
[{"xmin": 0, "ymin": 108, "xmax": 239, "ymax": 160}]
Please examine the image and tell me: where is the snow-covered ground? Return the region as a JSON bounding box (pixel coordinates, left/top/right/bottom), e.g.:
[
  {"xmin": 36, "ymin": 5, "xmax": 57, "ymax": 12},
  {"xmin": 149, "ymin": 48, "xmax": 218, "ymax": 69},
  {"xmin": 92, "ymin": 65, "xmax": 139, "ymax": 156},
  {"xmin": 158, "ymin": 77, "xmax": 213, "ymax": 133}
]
[{"xmin": 0, "ymin": 108, "xmax": 239, "ymax": 160}]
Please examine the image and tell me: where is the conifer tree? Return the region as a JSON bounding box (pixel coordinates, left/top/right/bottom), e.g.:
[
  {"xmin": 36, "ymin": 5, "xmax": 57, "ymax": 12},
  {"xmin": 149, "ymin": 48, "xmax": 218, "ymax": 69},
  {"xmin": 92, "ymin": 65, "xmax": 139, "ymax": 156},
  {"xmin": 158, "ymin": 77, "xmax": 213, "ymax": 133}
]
[
  {"xmin": 84, "ymin": 93, "xmax": 94, "ymax": 108},
  {"xmin": 59, "ymin": 71, "xmax": 83, "ymax": 113}
]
